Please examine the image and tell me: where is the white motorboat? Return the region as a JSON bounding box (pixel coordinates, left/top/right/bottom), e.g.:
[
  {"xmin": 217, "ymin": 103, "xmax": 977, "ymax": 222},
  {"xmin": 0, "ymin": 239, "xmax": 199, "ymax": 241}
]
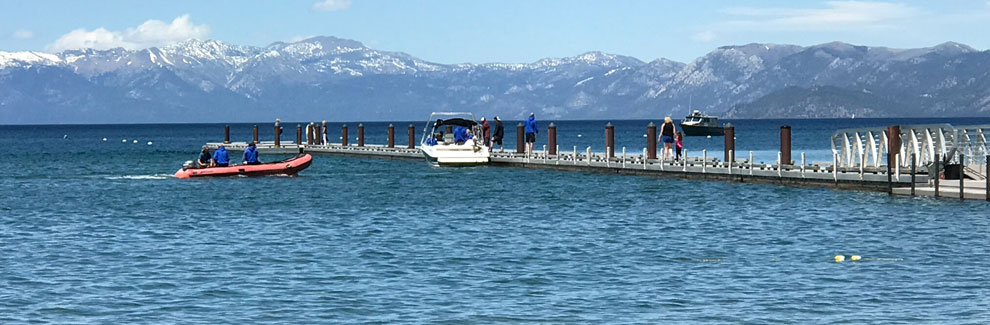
[{"xmin": 420, "ymin": 112, "xmax": 490, "ymax": 166}]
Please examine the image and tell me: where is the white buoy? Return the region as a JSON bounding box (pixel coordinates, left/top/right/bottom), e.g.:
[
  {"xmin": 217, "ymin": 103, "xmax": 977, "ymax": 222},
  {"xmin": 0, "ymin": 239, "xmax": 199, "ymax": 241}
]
[
  {"xmin": 147, "ymin": 141, "xmax": 153, "ymax": 146},
  {"xmin": 133, "ymin": 140, "xmax": 138, "ymax": 144},
  {"xmin": 642, "ymin": 134, "xmax": 647, "ymax": 137},
  {"xmin": 103, "ymin": 138, "xmax": 108, "ymax": 142},
  {"xmin": 122, "ymin": 139, "xmax": 127, "ymax": 143},
  {"xmin": 63, "ymin": 134, "xmax": 68, "ymax": 139},
  {"xmin": 707, "ymin": 135, "xmax": 712, "ymax": 139},
  {"xmin": 577, "ymin": 134, "xmax": 583, "ymax": 138}
]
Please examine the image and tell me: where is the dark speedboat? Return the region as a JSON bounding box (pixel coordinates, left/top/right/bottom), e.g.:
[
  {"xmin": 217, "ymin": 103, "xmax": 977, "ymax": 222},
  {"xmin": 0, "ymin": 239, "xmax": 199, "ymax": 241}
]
[{"xmin": 680, "ymin": 110, "xmax": 723, "ymax": 136}]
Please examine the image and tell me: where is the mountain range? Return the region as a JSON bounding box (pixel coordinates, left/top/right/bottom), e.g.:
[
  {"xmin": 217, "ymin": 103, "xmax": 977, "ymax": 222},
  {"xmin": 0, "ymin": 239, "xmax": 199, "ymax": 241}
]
[{"xmin": 1, "ymin": 36, "xmax": 989, "ymax": 124}]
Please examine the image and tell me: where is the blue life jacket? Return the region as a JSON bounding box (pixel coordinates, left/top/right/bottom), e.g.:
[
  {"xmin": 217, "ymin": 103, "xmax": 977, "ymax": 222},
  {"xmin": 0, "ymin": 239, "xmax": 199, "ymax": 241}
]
[
  {"xmin": 213, "ymin": 147, "xmax": 229, "ymax": 165},
  {"xmin": 244, "ymin": 146, "xmax": 259, "ymax": 163}
]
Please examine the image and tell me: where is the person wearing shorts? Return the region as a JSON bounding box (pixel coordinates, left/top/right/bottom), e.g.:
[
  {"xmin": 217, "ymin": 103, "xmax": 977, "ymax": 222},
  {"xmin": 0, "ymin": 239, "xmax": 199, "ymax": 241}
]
[
  {"xmin": 524, "ymin": 113, "xmax": 538, "ymax": 154},
  {"xmin": 659, "ymin": 116, "xmax": 676, "ymax": 160}
]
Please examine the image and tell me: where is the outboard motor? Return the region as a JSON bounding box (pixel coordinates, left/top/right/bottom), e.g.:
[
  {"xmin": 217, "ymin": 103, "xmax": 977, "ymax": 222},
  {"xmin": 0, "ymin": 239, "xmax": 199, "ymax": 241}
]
[{"xmin": 182, "ymin": 160, "xmax": 195, "ymax": 170}]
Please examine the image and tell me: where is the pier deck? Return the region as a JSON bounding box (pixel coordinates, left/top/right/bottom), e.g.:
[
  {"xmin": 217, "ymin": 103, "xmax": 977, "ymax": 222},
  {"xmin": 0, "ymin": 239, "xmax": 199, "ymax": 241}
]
[{"xmin": 206, "ymin": 141, "xmax": 935, "ymax": 194}]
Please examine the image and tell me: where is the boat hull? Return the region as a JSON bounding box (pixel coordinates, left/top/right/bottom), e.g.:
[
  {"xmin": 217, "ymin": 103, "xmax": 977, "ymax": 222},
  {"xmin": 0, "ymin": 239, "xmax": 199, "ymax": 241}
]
[
  {"xmin": 173, "ymin": 154, "xmax": 313, "ymax": 178},
  {"xmin": 681, "ymin": 125, "xmax": 724, "ymax": 137},
  {"xmin": 421, "ymin": 144, "xmax": 489, "ymax": 166}
]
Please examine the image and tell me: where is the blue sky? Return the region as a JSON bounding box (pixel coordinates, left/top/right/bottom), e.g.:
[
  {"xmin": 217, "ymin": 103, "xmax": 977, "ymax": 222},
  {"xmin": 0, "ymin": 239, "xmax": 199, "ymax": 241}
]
[{"xmin": 1, "ymin": 0, "xmax": 989, "ymax": 63}]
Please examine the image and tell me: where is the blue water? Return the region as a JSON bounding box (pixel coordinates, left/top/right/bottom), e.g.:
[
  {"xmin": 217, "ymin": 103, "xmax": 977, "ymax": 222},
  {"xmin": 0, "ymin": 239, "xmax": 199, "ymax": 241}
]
[{"xmin": 2, "ymin": 120, "xmax": 989, "ymax": 323}]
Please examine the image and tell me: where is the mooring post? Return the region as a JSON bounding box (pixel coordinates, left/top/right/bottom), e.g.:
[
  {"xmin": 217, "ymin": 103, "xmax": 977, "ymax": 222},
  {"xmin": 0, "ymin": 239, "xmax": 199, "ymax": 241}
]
[
  {"xmin": 358, "ymin": 123, "xmax": 365, "ymax": 147},
  {"xmin": 306, "ymin": 123, "xmax": 313, "ymax": 145},
  {"xmin": 911, "ymin": 153, "xmax": 917, "ymax": 196},
  {"xmin": 647, "ymin": 122, "xmax": 657, "ymax": 160},
  {"xmin": 224, "ymin": 125, "xmax": 230, "ymax": 144},
  {"xmin": 573, "ymin": 146, "xmax": 577, "ymax": 165},
  {"xmin": 274, "ymin": 125, "xmax": 281, "ymax": 148},
  {"xmin": 605, "ymin": 122, "xmax": 615, "ymax": 158},
  {"xmin": 407, "ymin": 124, "xmax": 415, "ymax": 149},
  {"xmin": 888, "ymin": 125, "xmax": 902, "ymax": 167},
  {"xmin": 934, "ymin": 154, "xmax": 940, "ymax": 197},
  {"xmin": 622, "ymin": 147, "xmax": 626, "ymax": 168},
  {"xmin": 960, "ymin": 153, "xmax": 965, "ymax": 200},
  {"xmin": 315, "ymin": 123, "xmax": 322, "ymax": 145},
  {"xmin": 833, "ymin": 153, "xmax": 838, "ymax": 182},
  {"xmin": 387, "ymin": 124, "xmax": 395, "ymax": 148},
  {"xmin": 780, "ymin": 125, "xmax": 791, "ymax": 166},
  {"xmin": 682, "ymin": 149, "xmax": 687, "ymax": 171},
  {"xmin": 321, "ymin": 121, "xmax": 328, "ymax": 145},
  {"xmin": 341, "ymin": 124, "xmax": 348, "ymax": 147},
  {"xmin": 545, "ymin": 123, "xmax": 557, "ymax": 156},
  {"xmin": 516, "ymin": 123, "xmax": 525, "ymax": 154},
  {"xmin": 586, "ymin": 147, "xmax": 592, "ymax": 165},
  {"xmin": 777, "ymin": 152, "xmax": 782, "ymax": 177},
  {"xmin": 252, "ymin": 125, "xmax": 259, "ymax": 144},
  {"xmin": 801, "ymin": 152, "xmax": 806, "ymax": 176},
  {"xmin": 724, "ymin": 123, "xmax": 735, "ymax": 164},
  {"xmin": 296, "ymin": 124, "xmax": 302, "ymax": 145}
]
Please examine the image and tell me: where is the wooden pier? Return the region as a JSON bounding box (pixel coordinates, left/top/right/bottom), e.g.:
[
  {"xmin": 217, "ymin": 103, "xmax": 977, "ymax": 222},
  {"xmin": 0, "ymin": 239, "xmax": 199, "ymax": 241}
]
[{"xmin": 202, "ymin": 123, "xmax": 990, "ymax": 201}]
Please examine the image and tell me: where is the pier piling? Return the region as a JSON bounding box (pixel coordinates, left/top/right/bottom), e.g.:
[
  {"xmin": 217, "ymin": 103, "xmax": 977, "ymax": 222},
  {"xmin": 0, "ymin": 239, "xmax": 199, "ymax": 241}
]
[
  {"xmin": 224, "ymin": 125, "xmax": 230, "ymax": 144},
  {"xmin": 408, "ymin": 124, "xmax": 415, "ymax": 149},
  {"xmin": 342, "ymin": 124, "xmax": 349, "ymax": 146},
  {"xmin": 358, "ymin": 124, "xmax": 365, "ymax": 147},
  {"xmin": 647, "ymin": 122, "xmax": 657, "ymax": 159},
  {"xmin": 388, "ymin": 124, "xmax": 395, "ymax": 148},
  {"xmin": 605, "ymin": 122, "xmax": 615, "ymax": 158},
  {"xmin": 724, "ymin": 124, "xmax": 735, "ymax": 164},
  {"xmin": 274, "ymin": 125, "xmax": 280, "ymax": 148},
  {"xmin": 887, "ymin": 125, "xmax": 901, "ymax": 161},
  {"xmin": 296, "ymin": 125, "xmax": 302, "ymax": 145},
  {"xmin": 548, "ymin": 123, "xmax": 557, "ymax": 155},
  {"xmin": 516, "ymin": 123, "xmax": 525, "ymax": 154},
  {"xmin": 253, "ymin": 125, "xmax": 259, "ymax": 144},
  {"xmin": 780, "ymin": 125, "xmax": 792, "ymax": 165}
]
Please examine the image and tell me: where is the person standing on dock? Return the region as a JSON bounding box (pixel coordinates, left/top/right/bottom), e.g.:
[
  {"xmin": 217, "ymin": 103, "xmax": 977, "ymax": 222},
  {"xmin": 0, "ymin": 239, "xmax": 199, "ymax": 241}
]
[
  {"xmin": 212, "ymin": 145, "xmax": 230, "ymax": 167},
  {"xmin": 480, "ymin": 117, "xmax": 491, "ymax": 148},
  {"xmin": 660, "ymin": 116, "xmax": 677, "ymax": 160},
  {"xmin": 675, "ymin": 131, "xmax": 683, "ymax": 161},
  {"xmin": 243, "ymin": 142, "xmax": 262, "ymax": 165},
  {"xmin": 321, "ymin": 120, "xmax": 329, "ymax": 144},
  {"xmin": 524, "ymin": 113, "xmax": 538, "ymax": 154},
  {"xmin": 492, "ymin": 116, "xmax": 504, "ymax": 152}
]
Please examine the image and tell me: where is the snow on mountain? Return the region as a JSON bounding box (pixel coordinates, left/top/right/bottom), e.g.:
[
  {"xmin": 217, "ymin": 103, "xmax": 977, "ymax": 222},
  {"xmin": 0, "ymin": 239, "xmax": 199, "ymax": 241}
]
[{"xmin": 2, "ymin": 36, "xmax": 989, "ymax": 123}]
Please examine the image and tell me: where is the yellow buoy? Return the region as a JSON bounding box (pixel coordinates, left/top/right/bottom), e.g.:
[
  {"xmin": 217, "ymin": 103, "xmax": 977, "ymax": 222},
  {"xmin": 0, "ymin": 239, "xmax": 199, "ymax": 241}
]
[
  {"xmin": 834, "ymin": 255, "xmax": 845, "ymax": 263},
  {"xmin": 851, "ymin": 255, "xmax": 861, "ymax": 261}
]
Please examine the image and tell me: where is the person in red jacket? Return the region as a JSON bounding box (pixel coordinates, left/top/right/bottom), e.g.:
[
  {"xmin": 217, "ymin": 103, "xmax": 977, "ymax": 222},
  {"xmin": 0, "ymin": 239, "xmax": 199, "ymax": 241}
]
[{"xmin": 480, "ymin": 117, "xmax": 491, "ymax": 147}]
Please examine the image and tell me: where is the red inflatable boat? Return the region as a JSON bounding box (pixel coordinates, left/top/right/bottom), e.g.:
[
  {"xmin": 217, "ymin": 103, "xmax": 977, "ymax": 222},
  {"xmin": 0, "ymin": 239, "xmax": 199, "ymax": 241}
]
[{"xmin": 174, "ymin": 154, "xmax": 313, "ymax": 179}]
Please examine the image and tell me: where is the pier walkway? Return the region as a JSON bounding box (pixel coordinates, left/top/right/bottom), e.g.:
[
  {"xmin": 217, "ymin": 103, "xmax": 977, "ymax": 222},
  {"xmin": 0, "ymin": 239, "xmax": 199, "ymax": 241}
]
[{"xmin": 203, "ymin": 121, "xmax": 990, "ymax": 201}]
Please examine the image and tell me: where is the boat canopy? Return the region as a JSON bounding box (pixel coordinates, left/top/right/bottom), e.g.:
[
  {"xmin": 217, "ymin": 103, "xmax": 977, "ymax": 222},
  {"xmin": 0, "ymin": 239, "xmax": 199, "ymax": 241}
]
[{"xmin": 434, "ymin": 118, "xmax": 478, "ymax": 128}]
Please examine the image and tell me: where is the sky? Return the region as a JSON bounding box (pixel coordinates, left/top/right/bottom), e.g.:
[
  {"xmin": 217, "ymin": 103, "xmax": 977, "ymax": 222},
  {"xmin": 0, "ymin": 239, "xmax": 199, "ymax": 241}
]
[{"xmin": 1, "ymin": 0, "xmax": 989, "ymax": 64}]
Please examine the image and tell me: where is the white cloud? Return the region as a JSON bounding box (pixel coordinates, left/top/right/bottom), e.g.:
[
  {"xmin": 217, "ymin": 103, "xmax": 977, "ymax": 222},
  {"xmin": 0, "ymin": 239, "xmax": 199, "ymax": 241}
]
[
  {"xmin": 692, "ymin": 31, "xmax": 716, "ymax": 42},
  {"xmin": 12, "ymin": 29, "xmax": 34, "ymax": 40},
  {"xmin": 720, "ymin": 1, "xmax": 919, "ymax": 31},
  {"xmin": 48, "ymin": 14, "xmax": 210, "ymax": 51},
  {"xmin": 312, "ymin": 0, "xmax": 351, "ymax": 11}
]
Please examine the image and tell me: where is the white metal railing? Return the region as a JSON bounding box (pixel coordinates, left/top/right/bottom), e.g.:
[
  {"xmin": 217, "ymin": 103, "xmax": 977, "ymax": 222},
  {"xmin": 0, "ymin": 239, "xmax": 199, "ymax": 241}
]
[{"xmin": 831, "ymin": 123, "xmax": 990, "ymax": 169}]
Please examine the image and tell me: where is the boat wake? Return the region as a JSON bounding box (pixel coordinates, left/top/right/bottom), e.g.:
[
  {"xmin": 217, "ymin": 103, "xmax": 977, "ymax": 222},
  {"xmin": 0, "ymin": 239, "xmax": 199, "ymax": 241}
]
[{"xmin": 104, "ymin": 174, "xmax": 174, "ymax": 180}]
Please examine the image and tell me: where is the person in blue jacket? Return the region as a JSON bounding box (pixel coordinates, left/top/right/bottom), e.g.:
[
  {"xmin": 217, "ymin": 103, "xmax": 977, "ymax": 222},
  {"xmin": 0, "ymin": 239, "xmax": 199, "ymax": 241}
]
[
  {"xmin": 524, "ymin": 113, "xmax": 538, "ymax": 154},
  {"xmin": 453, "ymin": 126, "xmax": 472, "ymax": 145},
  {"xmin": 243, "ymin": 142, "xmax": 261, "ymax": 165},
  {"xmin": 212, "ymin": 145, "xmax": 230, "ymax": 167}
]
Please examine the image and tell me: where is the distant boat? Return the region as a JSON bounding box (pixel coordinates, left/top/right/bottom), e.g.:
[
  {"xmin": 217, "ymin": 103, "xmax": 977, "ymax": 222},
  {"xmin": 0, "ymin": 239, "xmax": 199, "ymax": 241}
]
[{"xmin": 680, "ymin": 110, "xmax": 723, "ymax": 136}]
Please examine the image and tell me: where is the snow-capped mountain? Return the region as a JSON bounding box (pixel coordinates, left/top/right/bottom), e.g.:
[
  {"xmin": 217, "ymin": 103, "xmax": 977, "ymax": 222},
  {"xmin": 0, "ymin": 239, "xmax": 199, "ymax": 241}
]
[{"xmin": 1, "ymin": 36, "xmax": 989, "ymax": 124}]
